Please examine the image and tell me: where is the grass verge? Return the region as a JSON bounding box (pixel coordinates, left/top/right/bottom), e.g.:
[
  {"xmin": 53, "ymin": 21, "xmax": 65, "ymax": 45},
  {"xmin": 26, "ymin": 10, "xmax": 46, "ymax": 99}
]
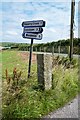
[{"xmin": 1, "ymin": 50, "xmax": 79, "ymax": 119}]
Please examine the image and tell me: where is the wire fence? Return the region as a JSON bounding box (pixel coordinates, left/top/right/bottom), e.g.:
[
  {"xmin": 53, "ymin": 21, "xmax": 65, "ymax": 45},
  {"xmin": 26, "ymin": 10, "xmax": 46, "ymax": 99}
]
[{"xmin": 25, "ymin": 45, "xmax": 78, "ymax": 55}]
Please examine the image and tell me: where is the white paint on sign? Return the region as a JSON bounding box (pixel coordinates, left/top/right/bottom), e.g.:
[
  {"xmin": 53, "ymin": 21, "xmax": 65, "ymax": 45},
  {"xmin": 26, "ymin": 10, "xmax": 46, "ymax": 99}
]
[
  {"xmin": 22, "ymin": 33, "xmax": 43, "ymax": 40},
  {"xmin": 24, "ymin": 27, "xmax": 43, "ymax": 33},
  {"xmin": 22, "ymin": 20, "xmax": 45, "ymax": 27}
]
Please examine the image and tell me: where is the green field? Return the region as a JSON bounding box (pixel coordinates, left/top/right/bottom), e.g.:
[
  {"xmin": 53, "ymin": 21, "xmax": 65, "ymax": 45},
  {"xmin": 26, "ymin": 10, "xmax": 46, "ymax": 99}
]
[{"xmin": 1, "ymin": 50, "xmax": 79, "ymax": 119}]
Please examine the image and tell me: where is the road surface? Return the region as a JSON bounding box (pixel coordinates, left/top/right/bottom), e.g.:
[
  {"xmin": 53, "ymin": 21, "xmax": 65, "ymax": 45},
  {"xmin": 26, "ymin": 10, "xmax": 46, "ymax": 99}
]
[
  {"xmin": 33, "ymin": 51, "xmax": 79, "ymax": 58},
  {"xmin": 43, "ymin": 95, "xmax": 79, "ymax": 119}
]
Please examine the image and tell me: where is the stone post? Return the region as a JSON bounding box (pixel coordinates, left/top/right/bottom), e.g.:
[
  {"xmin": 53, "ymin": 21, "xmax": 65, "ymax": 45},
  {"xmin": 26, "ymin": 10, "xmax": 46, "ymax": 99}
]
[
  {"xmin": 52, "ymin": 46, "xmax": 54, "ymax": 55},
  {"xmin": 58, "ymin": 46, "xmax": 60, "ymax": 55},
  {"xmin": 68, "ymin": 46, "xmax": 70, "ymax": 57},
  {"xmin": 37, "ymin": 53, "xmax": 52, "ymax": 90},
  {"xmin": 36, "ymin": 47, "xmax": 37, "ymax": 52}
]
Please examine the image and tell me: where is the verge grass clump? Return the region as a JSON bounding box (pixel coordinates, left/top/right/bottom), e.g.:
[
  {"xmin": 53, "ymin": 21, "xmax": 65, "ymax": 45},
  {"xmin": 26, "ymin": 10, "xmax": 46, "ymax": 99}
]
[
  {"xmin": 5, "ymin": 68, "xmax": 23, "ymax": 90},
  {"xmin": 2, "ymin": 50, "xmax": 79, "ymax": 119}
]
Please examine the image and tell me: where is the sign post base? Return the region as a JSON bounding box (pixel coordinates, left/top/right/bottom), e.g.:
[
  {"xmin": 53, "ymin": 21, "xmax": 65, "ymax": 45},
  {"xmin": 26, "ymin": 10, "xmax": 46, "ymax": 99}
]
[{"xmin": 28, "ymin": 39, "xmax": 33, "ymax": 78}]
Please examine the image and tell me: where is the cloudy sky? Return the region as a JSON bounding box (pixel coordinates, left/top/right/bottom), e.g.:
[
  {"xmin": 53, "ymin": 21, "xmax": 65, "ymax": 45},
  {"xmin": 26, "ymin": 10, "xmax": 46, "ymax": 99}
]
[{"xmin": 0, "ymin": 0, "xmax": 79, "ymax": 43}]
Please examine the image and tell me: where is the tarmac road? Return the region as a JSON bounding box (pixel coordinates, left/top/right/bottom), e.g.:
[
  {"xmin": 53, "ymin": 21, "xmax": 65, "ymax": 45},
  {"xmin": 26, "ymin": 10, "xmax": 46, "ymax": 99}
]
[
  {"xmin": 43, "ymin": 95, "xmax": 79, "ymax": 119},
  {"xmin": 33, "ymin": 51, "xmax": 79, "ymax": 58}
]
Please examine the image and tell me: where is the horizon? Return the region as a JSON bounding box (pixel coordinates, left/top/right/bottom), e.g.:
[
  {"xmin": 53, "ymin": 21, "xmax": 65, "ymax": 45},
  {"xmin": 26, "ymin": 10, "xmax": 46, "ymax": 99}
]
[{"xmin": 0, "ymin": 37, "xmax": 79, "ymax": 45}]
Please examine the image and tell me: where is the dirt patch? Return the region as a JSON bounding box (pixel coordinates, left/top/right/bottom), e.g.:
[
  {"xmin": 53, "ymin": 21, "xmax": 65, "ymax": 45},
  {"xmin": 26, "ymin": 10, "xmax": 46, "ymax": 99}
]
[
  {"xmin": 20, "ymin": 52, "xmax": 29, "ymax": 61},
  {"xmin": 32, "ymin": 53, "xmax": 37, "ymax": 63},
  {"xmin": 19, "ymin": 52, "xmax": 37, "ymax": 63}
]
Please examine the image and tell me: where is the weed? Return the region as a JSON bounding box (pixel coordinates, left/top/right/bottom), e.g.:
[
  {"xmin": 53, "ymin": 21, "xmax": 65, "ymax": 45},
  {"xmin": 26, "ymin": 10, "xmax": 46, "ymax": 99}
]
[
  {"xmin": 53, "ymin": 55, "xmax": 78, "ymax": 69},
  {"xmin": 5, "ymin": 69, "xmax": 11, "ymax": 85},
  {"xmin": 12, "ymin": 67, "xmax": 22, "ymax": 86},
  {"xmin": 5, "ymin": 67, "xmax": 22, "ymax": 93}
]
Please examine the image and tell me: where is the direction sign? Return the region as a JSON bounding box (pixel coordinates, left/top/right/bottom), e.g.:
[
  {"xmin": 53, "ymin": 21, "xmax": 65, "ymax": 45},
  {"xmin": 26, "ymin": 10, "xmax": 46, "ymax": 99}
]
[
  {"xmin": 23, "ymin": 27, "xmax": 43, "ymax": 33},
  {"xmin": 22, "ymin": 33, "xmax": 42, "ymax": 40},
  {"xmin": 21, "ymin": 20, "xmax": 46, "ymax": 78},
  {"xmin": 22, "ymin": 20, "xmax": 45, "ymax": 27}
]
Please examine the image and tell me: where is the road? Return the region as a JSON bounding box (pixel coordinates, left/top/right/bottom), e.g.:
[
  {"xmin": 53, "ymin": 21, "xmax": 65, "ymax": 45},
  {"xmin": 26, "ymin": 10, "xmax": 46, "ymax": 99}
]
[
  {"xmin": 33, "ymin": 51, "xmax": 79, "ymax": 58},
  {"xmin": 20, "ymin": 51, "xmax": 79, "ymax": 58},
  {"xmin": 43, "ymin": 95, "xmax": 79, "ymax": 119}
]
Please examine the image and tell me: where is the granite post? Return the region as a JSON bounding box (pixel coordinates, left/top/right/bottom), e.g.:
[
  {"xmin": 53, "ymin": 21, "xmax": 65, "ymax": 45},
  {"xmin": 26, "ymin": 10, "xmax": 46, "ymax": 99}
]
[{"xmin": 37, "ymin": 53, "xmax": 52, "ymax": 90}]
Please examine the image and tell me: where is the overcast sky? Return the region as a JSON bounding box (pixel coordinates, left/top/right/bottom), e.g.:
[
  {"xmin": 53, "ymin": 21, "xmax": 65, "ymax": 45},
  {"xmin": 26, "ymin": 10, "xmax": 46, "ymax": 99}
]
[{"xmin": 0, "ymin": 0, "xmax": 79, "ymax": 43}]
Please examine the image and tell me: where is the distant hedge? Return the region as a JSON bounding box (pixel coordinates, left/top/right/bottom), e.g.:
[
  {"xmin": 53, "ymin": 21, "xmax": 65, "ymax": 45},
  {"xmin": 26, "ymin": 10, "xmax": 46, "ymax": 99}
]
[{"xmin": 1, "ymin": 38, "xmax": 80, "ymax": 54}]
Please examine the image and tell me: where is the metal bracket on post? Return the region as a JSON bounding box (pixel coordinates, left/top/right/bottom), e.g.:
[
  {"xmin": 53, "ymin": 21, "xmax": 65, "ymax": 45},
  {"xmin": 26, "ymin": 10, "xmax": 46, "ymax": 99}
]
[{"xmin": 28, "ymin": 38, "xmax": 33, "ymax": 78}]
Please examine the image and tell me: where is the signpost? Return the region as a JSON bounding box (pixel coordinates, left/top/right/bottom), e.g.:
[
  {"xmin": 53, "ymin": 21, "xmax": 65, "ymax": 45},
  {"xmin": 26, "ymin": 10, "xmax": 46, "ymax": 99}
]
[
  {"xmin": 28, "ymin": 38, "xmax": 33, "ymax": 78},
  {"xmin": 22, "ymin": 20, "xmax": 45, "ymax": 27},
  {"xmin": 22, "ymin": 33, "xmax": 43, "ymax": 40},
  {"xmin": 22, "ymin": 20, "xmax": 45, "ymax": 78},
  {"xmin": 23, "ymin": 27, "xmax": 43, "ymax": 33}
]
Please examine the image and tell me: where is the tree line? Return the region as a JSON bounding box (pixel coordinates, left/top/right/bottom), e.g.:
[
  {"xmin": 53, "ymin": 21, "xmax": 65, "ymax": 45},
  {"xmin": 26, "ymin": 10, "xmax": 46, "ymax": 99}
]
[{"xmin": 1, "ymin": 38, "xmax": 80, "ymax": 54}]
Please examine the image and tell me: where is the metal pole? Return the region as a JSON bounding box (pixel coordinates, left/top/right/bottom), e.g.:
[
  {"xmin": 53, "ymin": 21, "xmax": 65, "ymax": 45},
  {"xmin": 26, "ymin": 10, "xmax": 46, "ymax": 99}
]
[
  {"xmin": 69, "ymin": 0, "xmax": 75, "ymax": 61},
  {"xmin": 28, "ymin": 39, "xmax": 33, "ymax": 78}
]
